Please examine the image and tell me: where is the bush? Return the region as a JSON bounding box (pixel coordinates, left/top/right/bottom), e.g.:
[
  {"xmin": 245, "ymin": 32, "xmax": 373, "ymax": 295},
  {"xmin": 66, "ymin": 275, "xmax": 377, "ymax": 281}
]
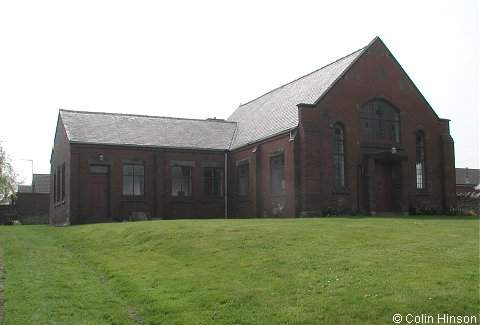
[
  {"xmin": 3, "ymin": 218, "xmax": 21, "ymax": 226},
  {"xmin": 321, "ymin": 206, "xmax": 355, "ymax": 217},
  {"xmin": 450, "ymin": 192, "xmax": 480, "ymax": 216},
  {"xmin": 409, "ymin": 202, "xmax": 439, "ymax": 215}
]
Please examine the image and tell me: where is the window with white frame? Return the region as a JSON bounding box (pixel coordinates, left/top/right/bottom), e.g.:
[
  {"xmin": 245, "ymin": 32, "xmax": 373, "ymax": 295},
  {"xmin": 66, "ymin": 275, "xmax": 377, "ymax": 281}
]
[{"xmin": 416, "ymin": 131, "xmax": 426, "ymax": 189}]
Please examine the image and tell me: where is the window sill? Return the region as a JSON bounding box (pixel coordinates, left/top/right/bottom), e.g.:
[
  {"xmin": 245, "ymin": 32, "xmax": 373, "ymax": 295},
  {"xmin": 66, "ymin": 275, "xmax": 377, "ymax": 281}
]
[
  {"xmin": 360, "ymin": 143, "xmax": 402, "ymax": 150},
  {"xmin": 53, "ymin": 201, "xmax": 66, "ymax": 208},
  {"xmin": 237, "ymin": 196, "xmax": 250, "ymax": 202},
  {"xmin": 171, "ymin": 197, "xmax": 194, "ymax": 202},
  {"xmin": 270, "ymin": 192, "xmax": 285, "ymax": 198},
  {"xmin": 203, "ymin": 196, "xmax": 224, "ymax": 200},
  {"xmin": 122, "ymin": 196, "xmax": 147, "ymax": 203},
  {"xmin": 333, "ymin": 188, "xmax": 350, "ymax": 195},
  {"xmin": 416, "ymin": 190, "xmax": 430, "ymax": 196}
]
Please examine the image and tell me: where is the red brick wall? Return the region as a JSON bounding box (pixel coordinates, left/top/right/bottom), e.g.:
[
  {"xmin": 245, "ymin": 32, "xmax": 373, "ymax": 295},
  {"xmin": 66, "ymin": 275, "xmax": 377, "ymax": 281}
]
[
  {"xmin": 229, "ymin": 133, "xmax": 296, "ymax": 218},
  {"xmin": 50, "ymin": 116, "xmax": 71, "ymax": 225},
  {"xmin": 13, "ymin": 193, "xmax": 50, "ymax": 224},
  {"xmin": 296, "ymin": 38, "xmax": 455, "ymax": 214},
  {"xmin": 69, "ymin": 144, "xmax": 227, "ymax": 223},
  {"xmin": 50, "ymin": 39, "xmax": 455, "ymax": 222}
]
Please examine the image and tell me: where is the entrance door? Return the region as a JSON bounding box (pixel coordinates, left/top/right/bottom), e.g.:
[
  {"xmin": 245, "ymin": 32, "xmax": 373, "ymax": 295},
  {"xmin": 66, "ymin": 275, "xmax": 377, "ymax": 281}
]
[
  {"xmin": 375, "ymin": 163, "xmax": 393, "ymax": 212},
  {"xmin": 90, "ymin": 173, "xmax": 109, "ymax": 219}
]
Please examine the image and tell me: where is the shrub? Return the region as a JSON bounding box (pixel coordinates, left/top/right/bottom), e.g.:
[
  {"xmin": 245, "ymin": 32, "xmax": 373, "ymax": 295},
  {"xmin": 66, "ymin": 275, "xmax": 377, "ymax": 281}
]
[
  {"xmin": 321, "ymin": 206, "xmax": 355, "ymax": 217},
  {"xmin": 409, "ymin": 202, "xmax": 439, "ymax": 215},
  {"xmin": 451, "ymin": 192, "xmax": 480, "ymax": 216}
]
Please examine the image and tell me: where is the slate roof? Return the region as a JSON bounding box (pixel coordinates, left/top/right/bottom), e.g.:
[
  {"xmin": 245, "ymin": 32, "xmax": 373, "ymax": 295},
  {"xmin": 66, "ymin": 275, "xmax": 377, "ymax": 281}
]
[
  {"xmin": 18, "ymin": 185, "xmax": 32, "ymax": 193},
  {"xmin": 227, "ymin": 46, "xmax": 366, "ymax": 149},
  {"xmin": 60, "ymin": 110, "xmax": 237, "ymax": 151},
  {"xmin": 456, "ymin": 168, "xmax": 480, "ymax": 186},
  {"xmin": 58, "ymin": 39, "xmax": 373, "ymax": 152},
  {"xmin": 32, "ymin": 174, "xmax": 50, "ymax": 193}
]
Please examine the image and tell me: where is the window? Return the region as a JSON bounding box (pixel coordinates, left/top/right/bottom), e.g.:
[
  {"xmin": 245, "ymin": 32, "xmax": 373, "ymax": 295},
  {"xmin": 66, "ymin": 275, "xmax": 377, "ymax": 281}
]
[
  {"xmin": 172, "ymin": 166, "xmax": 192, "ymax": 197},
  {"xmin": 238, "ymin": 163, "xmax": 249, "ymax": 197},
  {"xmin": 204, "ymin": 167, "xmax": 223, "ymax": 197},
  {"xmin": 333, "ymin": 124, "xmax": 345, "ymax": 187},
  {"xmin": 270, "ymin": 154, "xmax": 285, "ymax": 195},
  {"xmin": 56, "ymin": 167, "xmax": 61, "ymax": 203},
  {"xmin": 123, "ymin": 164, "xmax": 145, "ymax": 196},
  {"xmin": 53, "ymin": 172, "xmax": 57, "ymax": 204},
  {"xmin": 61, "ymin": 164, "xmax": 65, "ymax": 201},
  {"xmin": 361, "ymin": 100, "xmax": 400, "ymax": 143},
  {"xmin": 416, "ymin": 131, "xmax": 426, "ymax": 189}
]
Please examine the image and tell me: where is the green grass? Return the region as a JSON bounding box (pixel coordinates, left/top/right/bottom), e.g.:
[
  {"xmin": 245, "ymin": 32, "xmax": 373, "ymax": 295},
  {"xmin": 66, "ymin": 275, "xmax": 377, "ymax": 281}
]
[{"xmin": 0, "ymin": 217, "xmax": 478, "ymax": 324}]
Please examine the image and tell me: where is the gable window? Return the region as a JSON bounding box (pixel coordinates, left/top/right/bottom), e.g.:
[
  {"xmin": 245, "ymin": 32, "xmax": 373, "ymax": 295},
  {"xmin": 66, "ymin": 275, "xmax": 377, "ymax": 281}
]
[
  {"xmin": 238, "ymin": 163, "xmax": 249, "ymax": 197},
  {"xmin": 204, "ymin": 167, "xmax": 223, "ymax": 197},
  {"xmin": 56, "ymin": 167, "xmax": 61, "ymax": 203},
  {"xmin": 361, "ymin": 100, "xmax": 400, "ymax": 143},
  {"xmin": 333, "ymin": 124, "xmax": 346, "ymax": 187},
  {"xmin": 61, "ymin": 164, "xmax": 65, "ymax": 201},
  {"xmin": 416, "ymin": 131, "xmax": 426, "ymax": 189},
  {"xmin": 123, "ymin": 163, "xmax": 144, "ymax": 196},
  {"xmin": 53, "ymin": 172, "xmax": 57, "ymax": 204},
  {"xmin": 270, "ymin": 153, "xmax": 285, "ymax": 195},
  {"xmin": 172, "ymin": 166, "xmax": 192, "ymax": 197}
]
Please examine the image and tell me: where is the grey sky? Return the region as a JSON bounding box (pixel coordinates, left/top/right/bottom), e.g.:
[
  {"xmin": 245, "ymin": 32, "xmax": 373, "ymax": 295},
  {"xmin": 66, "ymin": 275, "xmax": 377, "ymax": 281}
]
[{"xmin": 0, "ymin": 0, "xmax": 478, "ymax": 184}]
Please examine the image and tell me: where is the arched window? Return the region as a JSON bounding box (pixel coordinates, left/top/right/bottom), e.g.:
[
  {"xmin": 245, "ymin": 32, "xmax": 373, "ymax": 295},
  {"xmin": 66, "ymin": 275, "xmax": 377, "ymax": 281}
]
[
  {"xmin": 333, "ymin": 123, "xmax": 345, "ymax": 187},
  {"xmin": 361, "ymin": 100, "xmax": 400, "ymax": 143},
  {"xmin": 416, "ymin": 131, "xmax": 426, "ymax": 189}
]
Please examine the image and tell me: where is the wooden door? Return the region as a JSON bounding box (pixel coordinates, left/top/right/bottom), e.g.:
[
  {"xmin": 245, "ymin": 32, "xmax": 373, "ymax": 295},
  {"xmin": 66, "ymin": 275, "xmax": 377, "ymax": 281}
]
[
  {"xmin": 90, "ymin": 174, "xmax": 109, "ymax": 218},
  {"xmin": 375, "ymin": 163, "xmax": 393, "ymax": 212}
]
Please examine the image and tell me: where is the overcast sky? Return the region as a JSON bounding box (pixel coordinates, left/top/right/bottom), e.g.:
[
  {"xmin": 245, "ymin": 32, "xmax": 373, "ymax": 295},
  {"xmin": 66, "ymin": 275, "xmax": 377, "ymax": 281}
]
[{"xmin": 0, "ymin": 0, "xmax": 478, "ymax": 185}]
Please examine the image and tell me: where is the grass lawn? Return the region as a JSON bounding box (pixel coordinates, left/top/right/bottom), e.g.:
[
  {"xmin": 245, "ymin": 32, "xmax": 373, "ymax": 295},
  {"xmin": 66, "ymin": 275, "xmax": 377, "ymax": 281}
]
[{"xmin": 0, "ymin": 217, "xmax": 478, "ymax": 324}]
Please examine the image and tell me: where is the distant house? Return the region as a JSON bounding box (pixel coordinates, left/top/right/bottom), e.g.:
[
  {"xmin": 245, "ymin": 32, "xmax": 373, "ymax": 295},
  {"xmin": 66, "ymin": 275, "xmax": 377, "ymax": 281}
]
[
  {"xmin": 9, "ymin": 174, "xmax": 50, "ymax": 224},
  {"xmin": 456, "ymin": 168, "xmax": 480, "ymax": 193},
  {"xmin": 50, "ymin": 37, "xmax": 456, "ymax": 225}
]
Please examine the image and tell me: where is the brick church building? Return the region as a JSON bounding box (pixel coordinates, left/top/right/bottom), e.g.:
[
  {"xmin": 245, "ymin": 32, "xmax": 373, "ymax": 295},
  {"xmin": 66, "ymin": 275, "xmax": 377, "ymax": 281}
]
[{"xmin": 50, "ymin": 37, "xmax": 456, "ymax": 225}]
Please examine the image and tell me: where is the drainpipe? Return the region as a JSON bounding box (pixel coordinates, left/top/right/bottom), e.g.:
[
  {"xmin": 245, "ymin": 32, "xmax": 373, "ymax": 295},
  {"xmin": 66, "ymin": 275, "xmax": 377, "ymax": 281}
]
[{"xmin": 224, "ymin": 151, "xmax": 228, "ymax": 219}]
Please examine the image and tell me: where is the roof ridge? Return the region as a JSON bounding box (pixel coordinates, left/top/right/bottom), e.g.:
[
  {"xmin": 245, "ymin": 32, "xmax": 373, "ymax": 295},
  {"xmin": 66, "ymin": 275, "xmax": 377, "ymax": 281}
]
[
  {"xmin": 235, "ymin": 46, "xmax": 366, "ymax": 109},
  {"xmin": 60, "ymin": 109, "xmax": 236, "ymax": 124}
]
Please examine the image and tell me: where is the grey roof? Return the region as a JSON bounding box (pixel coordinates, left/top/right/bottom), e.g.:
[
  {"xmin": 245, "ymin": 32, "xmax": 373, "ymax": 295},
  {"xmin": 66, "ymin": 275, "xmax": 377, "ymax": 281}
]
[
  {"xmin": 227, "ymin": 47, "xmax": 366, "ymax": 149},
  {"xmin": 456, "ymin": 168, "xmax": 480, "ymax": 186},
  {"xmin": 18, "ymin": 185, "xmax": 32, "ymax": 193},
  {"xmin": 60, "ymin": 110, "xmax": 237, "ymax": 151},
  {"xmin": 33, "ymin": 174, "xmax": 50, "ymax": 193},
  {"xmin": 58, "ymin": 39, "xmax": 372, "ymax": 152}
]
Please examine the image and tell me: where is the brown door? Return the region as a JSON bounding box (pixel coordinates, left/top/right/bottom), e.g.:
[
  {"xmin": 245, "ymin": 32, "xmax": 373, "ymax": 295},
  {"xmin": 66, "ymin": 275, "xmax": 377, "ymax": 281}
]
[
  {"xmin": 90, "ymin": 174, "xmax": 109, "ymax": 218},
  {"xmin": 375, "ymin": 163, "xmax": 393, "ymax": 212}
]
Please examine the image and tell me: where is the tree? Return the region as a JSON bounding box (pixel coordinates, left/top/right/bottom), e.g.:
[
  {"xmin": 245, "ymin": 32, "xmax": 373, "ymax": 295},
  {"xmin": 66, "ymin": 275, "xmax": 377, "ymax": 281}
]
[{"xmin": 0, "ymin": 141, "xmax": 18, "ymax": 204}]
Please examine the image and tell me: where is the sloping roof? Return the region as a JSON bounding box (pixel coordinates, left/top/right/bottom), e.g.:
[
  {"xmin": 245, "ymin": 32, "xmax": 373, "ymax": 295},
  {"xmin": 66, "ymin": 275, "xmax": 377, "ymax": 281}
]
[
  {"xmin": 60, "ymin": 110, "xmax": 237, "ymax": 151},
  {"xmin": 33, "ymin": 174, "xmax": 50, "ymax": 193},
  {"xmin": 58, "ymin": 38, "xmax": 375, "ymax": 152},
  {"xmin": 227, "ymin": 46, "xmax": 366, "ymax": 149},
  {"xmin": 456, "ymin": 168, "xmax": 480, "ymax": 186},
  {"xmin": 18, "ymin": 185, "xmax": 32, "ymax": 193}
]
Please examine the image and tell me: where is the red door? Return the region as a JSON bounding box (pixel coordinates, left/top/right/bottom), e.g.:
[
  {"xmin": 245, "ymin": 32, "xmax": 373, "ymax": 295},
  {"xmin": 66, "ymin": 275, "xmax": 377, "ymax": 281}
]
[
  {"xmin": 375, "ymin": 163, "xmax": 393, "ymax": 212},
  {"xmin": 90, "ymin": 174, "xmax": 109, "ymax": 219}
]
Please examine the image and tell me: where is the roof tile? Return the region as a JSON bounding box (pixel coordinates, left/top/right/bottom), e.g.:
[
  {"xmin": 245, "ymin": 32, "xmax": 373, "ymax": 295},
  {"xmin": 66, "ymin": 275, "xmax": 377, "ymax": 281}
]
[
  {"xmin": 60, "ymin": 110, "xmax": 237, "ymax": 151},
  {"xmin": 227, "ymin": 47, "xmax": 365, "ymax": 149}
]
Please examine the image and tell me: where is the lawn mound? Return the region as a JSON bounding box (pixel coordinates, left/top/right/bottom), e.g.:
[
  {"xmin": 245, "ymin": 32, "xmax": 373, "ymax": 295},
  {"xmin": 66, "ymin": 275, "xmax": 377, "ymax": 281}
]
[{"xmin": 0, "ymin": 217, "xmax": 478, "ymax": 324}]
